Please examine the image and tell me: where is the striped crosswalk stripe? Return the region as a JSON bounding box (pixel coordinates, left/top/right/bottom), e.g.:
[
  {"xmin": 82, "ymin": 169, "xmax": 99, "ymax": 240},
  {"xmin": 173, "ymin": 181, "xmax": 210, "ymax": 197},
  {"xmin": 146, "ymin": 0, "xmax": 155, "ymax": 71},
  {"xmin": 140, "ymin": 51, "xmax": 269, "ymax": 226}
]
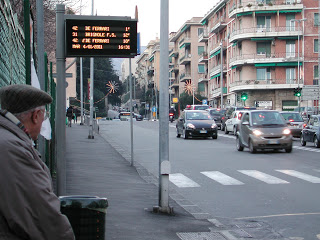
[
  {"xmin": 276, "ymin": 170, "xmax": 320, "ymax": 183},
  {"xmin": 238, "ymin": 170, "xmax": 289, "ymax": 184},
  {"xmin": 169, "ymin": 173, "xmax": 200, "ymax": 188},
  {"xmin": 201, "ymin": 171, "xmax": 244, "ymax": 185}
]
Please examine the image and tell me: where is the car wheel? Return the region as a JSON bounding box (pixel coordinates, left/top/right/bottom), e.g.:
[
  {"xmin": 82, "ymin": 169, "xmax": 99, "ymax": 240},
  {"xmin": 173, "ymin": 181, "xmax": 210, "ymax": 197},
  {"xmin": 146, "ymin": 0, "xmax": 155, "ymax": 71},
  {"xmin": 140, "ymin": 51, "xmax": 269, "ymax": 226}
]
[
  {"xmin": 249, "ymin": 139, "xmax": 256, "ymax": 153},
  {"xmin": 285, "ymin": 146, "xmax": 292, "ymax": 153},
  {"xmin": 176, "ymin": 129, "xmax": 181, "ymax": 138},
  {"xmin": 233, "ymin": 127, "xmax": 237, "ymax": 135},
  {"xmin": 184, "ymin": 130, "xmax": 188, "ymax": 139},
  {"xmin": 314, "ymin": 136, "xmax": 320, "ymax": 148},
  {"xmin": 224, "ymin": 126, "xmax": 229, "ymax": 134},
  {"xmin": 221, "ymin": 124, "xmax": 225, "ymax": 131},
  {"xmin": 236, "ymin": 136, "xmax": 244, "ymax": 151},
  {"xmin": 212, "ymin": 134, "xmax": 217, "ymax": 139},
  {"xmin": 300, "ymin": 135, "xmax": 306, "ymax": 146}
]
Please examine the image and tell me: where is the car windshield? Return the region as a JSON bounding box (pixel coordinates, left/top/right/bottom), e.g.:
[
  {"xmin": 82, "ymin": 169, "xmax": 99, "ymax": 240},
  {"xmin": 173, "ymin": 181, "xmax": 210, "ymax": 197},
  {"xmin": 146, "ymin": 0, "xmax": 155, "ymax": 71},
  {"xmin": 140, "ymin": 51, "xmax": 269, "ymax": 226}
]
[
  {"xmin": 281, "ymin": 113, "xmax": 303, "ymax": 122},
  {"xmin": 194, "ymin": 105, "xmax": 209, "ymax": 110},
  {"xmin": 251, "ymin": 112, "xmax": 286, "ymax": 126},
  {"xmin": 186, "ymin": 112, "xmax": 212, "ymax": 120}
]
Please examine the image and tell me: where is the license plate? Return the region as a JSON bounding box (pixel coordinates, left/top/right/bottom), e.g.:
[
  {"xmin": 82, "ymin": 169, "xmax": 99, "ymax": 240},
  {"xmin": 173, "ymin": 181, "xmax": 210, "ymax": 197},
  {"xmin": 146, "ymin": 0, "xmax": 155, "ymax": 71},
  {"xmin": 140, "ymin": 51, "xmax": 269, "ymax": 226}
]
[
  {"xmin": 200, "ymin": 130, "xmax": 207, "ymax": 133},
  {"xmin": 268, "ymin": 139, "xmax": 279, "ymax": 144}
]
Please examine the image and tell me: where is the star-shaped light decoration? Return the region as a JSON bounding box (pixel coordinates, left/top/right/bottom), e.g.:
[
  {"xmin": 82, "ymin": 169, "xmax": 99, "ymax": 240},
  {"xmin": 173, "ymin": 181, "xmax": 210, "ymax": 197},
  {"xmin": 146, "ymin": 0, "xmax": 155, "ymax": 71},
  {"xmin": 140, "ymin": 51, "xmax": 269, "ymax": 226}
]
[
  {"xmin": 184, "ymin": 80, "xmax": 195, "ymax": 95},
  {"xmin": 106, "ymin": 81, "xmax": 119, "ymax": 94}
]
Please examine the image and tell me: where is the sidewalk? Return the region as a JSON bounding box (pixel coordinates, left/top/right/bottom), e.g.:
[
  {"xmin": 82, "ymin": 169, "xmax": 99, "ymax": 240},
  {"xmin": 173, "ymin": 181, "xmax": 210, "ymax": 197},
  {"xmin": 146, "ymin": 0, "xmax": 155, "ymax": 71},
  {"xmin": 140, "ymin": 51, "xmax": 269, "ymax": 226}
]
[{"xmin": 64, "ymin": 123, "xmax": 212, "ymax": 240}]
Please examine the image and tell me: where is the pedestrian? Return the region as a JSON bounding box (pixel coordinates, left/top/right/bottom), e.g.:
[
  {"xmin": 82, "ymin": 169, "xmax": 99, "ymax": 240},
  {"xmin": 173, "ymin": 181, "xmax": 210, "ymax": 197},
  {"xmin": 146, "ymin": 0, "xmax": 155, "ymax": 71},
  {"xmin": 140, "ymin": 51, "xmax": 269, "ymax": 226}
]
[
  {"xmin": 73, "ymin": 112, "xmax": 77, "ymax": 123},
  {"xmin": 66, "ymin": 106, "xmax": 73, "ymax": 127},
  {"xmin": 0, "ymin": 84, "xmax": 75, "ymax": 240}
]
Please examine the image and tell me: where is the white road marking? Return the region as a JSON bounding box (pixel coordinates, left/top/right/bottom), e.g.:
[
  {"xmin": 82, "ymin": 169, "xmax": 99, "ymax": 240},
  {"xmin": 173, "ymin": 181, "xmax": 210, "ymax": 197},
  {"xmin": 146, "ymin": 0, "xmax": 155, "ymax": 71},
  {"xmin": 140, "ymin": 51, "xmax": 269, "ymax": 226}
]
[
  {"xmin": 276, "ymin": 170, "xmax": 320, "ymax": 183},
  {"xmin": 169, "ymin": 173, "xmax": 200, "ymax": 188},
  {"xmin": 201, "ymin": 171, "xmax": 244, "ymax": 185},
  {"xmin": 238, "ymin": 170, "xmax": 289, "ymax": 184}
]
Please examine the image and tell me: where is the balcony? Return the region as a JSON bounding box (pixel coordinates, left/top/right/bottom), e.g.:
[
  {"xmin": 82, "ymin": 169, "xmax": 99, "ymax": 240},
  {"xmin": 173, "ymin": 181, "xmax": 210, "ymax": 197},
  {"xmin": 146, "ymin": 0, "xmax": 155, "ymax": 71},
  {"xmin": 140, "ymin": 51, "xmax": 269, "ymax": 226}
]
[
  {"xmin": 179, "ymin": 54, "xmax": 192, "ymax": 65},
  {"xmin": 147, "ymin": 66, "xmax": 154, "ymax": 76},
  {"xmin": 198, "ymin": 30, "xmax": 209, "ymax": 42},
  {"xmin": 229, "ymin": 78, "xmax": 298, "ymax": 92},
  {"xmin": 178, "ymin": 38, "xmax": 191, "ymax": 49},
  {"xmin": 199, "ymin": 74, "xmax": 209, "ymax": 82},
  {"xmin": 169, "ymin": 64, "xmax": 179, "ymax": 73},
  {"xmin": 210, "ymin": 64, "xmax": 227, "ymax": 78},
  {"xmin": 170, "ymin": 80, "xmax": 180, "ymax": 88},
  {"xmin": 169, "ymin": 49, "xmax": 179, "ymax": 58},
  {"xmin": 198, "ymin": 52, "xmax": 208, "ymax": 63},
  {"xmin": 229, "ymin": 0, "xmax": 303, "ymax": 19},
  {"xmin": 180, "ymin": 72, "xmax": 192, "ymax": 82},
  {"xmin": 210, "ymin": 15, "xmax": 227, "ymax": 34},
  {"xmin": 229, "ymin": 26, "xmax": 302, "ymax": 42},
  {"xmin": 230, "ymin": 52, "xmax": 303, "ymax": 67},
  {"xmin": 210, "ymin": 87, "xmax": 228, "ymax": 98}
]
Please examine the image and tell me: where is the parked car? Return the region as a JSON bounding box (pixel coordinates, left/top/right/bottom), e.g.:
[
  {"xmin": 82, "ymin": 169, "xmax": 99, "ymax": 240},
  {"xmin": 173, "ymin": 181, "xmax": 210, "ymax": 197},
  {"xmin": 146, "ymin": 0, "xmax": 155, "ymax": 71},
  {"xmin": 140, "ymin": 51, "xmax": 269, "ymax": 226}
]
[
  {"xmin": 176, "ymin": 110, "xmax": 218, "ymax": 139},
  {"xmin": 221, "ymin": 106, "xmax": 256, "ymax": 131},
  {"xmin": 236, "ymin": 110, "xmax": 293, "ymax": 153},
  {"xmin": 134, "ymin": 113, "xmax": 143, "ymax": 121},
  {"xmin": 280, "ymin": 111, "xmax": 305, "ymax": 138},
  {"xmin": 300, "ymin": 115, "xmax": 320, "ymax": 148},
  {"xmin": 294, "ymin": 106, "xmax": 317, "ymax": 120},
  {"xmin": 185, "ymin": 104, "xmax": 210, "ymax": 111},
  {"xmin": 206, "ymin": 108, "xmax": 226, "ymax": 130},
  {"xmin": 224, "ymin": 110, "xmax": 245, "ymax": 135}
]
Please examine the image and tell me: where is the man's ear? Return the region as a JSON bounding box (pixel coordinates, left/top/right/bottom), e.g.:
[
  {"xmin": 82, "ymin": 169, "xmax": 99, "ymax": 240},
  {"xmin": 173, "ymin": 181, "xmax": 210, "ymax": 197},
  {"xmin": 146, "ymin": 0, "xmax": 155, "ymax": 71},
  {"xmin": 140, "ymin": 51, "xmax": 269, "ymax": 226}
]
[{"xmin": 31, "ymin": 109, "xmax": 41, "ymax": 124}]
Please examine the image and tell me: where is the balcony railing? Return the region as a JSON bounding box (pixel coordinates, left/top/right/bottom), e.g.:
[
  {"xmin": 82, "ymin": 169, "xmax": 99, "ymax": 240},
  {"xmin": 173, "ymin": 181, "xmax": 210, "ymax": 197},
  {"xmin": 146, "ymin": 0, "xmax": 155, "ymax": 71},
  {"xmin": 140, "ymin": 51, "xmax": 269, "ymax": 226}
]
[
  {"xmin": 230, "ymin": 26, "xmax": 302, "ymax": 39},
  {"xmin": 210, "ymin": 64, "xmax": 227, "ymax": 75},
  {"xmin": 180, "ymin": 72, "xmax": 191, "ymax": 81},
  {"xmin": 230, "ymin": 52, "xmax": 302, "ymax": 64},
  {"xmin": 198, "ymin": 29, "xmax": 209, "ymax": 42},
  {"xmin": 210, "ymin": 15, "xmax": 227, "ymax": 33},
  {"xmin": 229, "ymin": 78, "xmax": 298, "ymax": 88}
]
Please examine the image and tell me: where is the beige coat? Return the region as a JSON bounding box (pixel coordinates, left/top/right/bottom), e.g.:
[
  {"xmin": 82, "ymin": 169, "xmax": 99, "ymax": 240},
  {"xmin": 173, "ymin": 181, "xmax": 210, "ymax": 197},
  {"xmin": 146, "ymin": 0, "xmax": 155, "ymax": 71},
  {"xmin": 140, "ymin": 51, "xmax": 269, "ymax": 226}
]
[{"xmin": 0, "ymin": 114, "xmax": 74, "ymax": 240}]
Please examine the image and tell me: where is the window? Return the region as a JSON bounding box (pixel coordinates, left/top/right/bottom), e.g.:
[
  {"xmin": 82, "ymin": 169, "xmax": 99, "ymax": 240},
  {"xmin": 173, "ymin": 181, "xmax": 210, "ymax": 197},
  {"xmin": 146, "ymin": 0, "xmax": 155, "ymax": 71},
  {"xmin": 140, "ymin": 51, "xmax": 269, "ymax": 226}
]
[
  {"xmin": 257, "ymin": 42, "xmax": 271, "ymax": 55},
  {"xmin": 315, "ymin": 13, "xmax": 319, "ymax": 26},
  {"xmin": 198, "ymin": 28, "xmax": 204, "ymax": 36},
  {"xmin": 286, "ymin": 40, "xmax": 295, "ymax": 57},
  {"xmin": 257, "ymin": 16, "xmax": 271, "ymax": 31},
  {"xmin": 314, "ymin": 39, "xmax": 319, "ymax": 53},
  {"xmin": 257, "ymin": 68, "xmax": 271, "ymax": 80},
  {"xmin": 198, "ymin": 64, "xmax": 205, "ymax": 73},
  {"xmin": 198, "ymin": 83, "xmax": 205, "ymax": 92},
  {"xmin": 198, "ymin": 46, "xmax": 205, "ymax": 55},
  {"xmin": 314, "ymin": 65, "xmax": 319, "ymax": 83},
  {"xmin": 286, "ymin": 68, "xmax": 295, "ymax": 83},
  {"xmin": 286, "ymin": 14, "xmax": 295, "ymax": 31},
  {"xmin": 239, "ymin": 19, "xmax": 242, "ymax": 30}
]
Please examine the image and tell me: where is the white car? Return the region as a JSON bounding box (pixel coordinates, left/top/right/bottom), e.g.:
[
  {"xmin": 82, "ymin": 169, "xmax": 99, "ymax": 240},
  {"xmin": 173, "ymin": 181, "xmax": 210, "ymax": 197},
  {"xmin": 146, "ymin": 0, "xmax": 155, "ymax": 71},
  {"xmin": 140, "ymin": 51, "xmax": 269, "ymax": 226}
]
[{"xmin": 224, "ymin": 110, "xmax": 245, "ymax": 135}]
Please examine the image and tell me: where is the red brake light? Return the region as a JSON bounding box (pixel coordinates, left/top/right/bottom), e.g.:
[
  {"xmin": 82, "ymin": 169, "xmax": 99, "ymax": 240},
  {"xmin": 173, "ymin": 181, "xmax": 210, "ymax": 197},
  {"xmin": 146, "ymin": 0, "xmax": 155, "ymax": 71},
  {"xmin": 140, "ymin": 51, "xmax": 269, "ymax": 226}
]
[
  {"xmin": 169, "ymin": 113, "xmax": 174, "ymax": 116},
  {"xmin": 303, "ymin": 123, "xmax": 307, "ymax": 128},
  {"xmin": 289, "ymin": 119, "xmax": 294, "ymax": 122},
  {"xmin": 238, "ymin": 113, "xmax": 242, "ymax": 120},
  {"xmin": 222, "ymin": 117, "xmax": 225, "ymax": 120},
  {"xmin": 217, "ymin": 108, "xmax": 221, "ymax": 111}
]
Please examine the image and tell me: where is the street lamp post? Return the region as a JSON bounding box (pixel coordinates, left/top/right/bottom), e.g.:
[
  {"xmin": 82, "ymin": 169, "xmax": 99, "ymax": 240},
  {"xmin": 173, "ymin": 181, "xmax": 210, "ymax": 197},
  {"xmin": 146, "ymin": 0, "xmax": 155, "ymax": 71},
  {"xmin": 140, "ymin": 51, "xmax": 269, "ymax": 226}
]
[{"xmin": 291, "ymin": 18, "xmax": 306, "ymax": 113}]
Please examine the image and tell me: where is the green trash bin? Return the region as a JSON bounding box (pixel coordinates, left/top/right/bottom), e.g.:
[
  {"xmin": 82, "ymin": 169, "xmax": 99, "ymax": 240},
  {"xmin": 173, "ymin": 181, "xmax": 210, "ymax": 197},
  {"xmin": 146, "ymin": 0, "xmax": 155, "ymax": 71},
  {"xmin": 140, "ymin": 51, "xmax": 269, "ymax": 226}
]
[{"xmin": 60, "ymin": 196, "xmax": 108, "ymax": 240}]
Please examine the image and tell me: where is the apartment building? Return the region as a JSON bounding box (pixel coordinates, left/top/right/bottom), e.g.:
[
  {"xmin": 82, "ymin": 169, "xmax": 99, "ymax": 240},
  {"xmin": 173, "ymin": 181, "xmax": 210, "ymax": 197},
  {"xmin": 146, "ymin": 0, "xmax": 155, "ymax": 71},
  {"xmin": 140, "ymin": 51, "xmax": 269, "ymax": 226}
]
[
  {"xmin": 169, "ymin": 18, "xmax": 207, "ymax": 101},
  {"xmin": 200, "ymin": 0, "xmax": 319, "ymax": 111}
]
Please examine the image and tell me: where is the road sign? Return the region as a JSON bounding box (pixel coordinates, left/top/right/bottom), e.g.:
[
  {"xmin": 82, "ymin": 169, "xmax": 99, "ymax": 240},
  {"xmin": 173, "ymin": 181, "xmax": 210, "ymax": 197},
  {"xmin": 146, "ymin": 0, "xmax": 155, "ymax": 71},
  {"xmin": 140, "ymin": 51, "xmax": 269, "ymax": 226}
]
[
  {"xmin": 65, "ymin": 16, "xmax": 137, "ymax": 57},
  {"xmin": 172, "ymin": 97, "xmax": 178, "ymax": 103},
  {"xmin": 202, "ymin": 99, "xmax": 208, "ymax": 105},
  {"xmin": 301, "ymin": 86, "xmax": 320, "ymax": 100},
  {"xmin": 152, "ymin": 107, "xmax": 157, "ymax": 112}
]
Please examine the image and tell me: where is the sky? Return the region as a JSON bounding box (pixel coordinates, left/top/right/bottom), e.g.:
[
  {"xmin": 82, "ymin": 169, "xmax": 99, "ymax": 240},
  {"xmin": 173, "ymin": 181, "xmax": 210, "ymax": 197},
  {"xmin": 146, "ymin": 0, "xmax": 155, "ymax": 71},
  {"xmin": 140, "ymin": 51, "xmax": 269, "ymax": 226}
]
[{"xmin": 81, "ymin": 0, "xmax": 219, "ymax": 46}]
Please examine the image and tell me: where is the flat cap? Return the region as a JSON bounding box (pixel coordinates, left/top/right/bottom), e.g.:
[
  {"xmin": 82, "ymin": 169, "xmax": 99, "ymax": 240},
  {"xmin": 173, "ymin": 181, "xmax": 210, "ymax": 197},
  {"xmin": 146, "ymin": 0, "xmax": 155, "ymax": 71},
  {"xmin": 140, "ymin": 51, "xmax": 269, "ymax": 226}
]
[{"xmin": 0, "ymin": 84, "xmax": 53, "ymax": 114}]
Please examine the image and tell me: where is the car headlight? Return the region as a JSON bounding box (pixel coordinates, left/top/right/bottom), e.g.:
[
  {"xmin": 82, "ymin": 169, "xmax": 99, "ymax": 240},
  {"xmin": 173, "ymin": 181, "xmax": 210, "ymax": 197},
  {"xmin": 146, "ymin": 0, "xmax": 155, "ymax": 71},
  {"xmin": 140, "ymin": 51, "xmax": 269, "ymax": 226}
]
[
  {"xmin": 253, "ymin": 129, "xmax": 263, "ymax": 136},
  {"xmin": 211, "ymin": 123, "xmax": 217, "ymax": 128},
  {"xmin": 187, "ymin": 123, "xmax": 195, "ymax": 129},
  {"xmin": 283, "ymin": 129, "xmax": 291, "ymax": 135}
]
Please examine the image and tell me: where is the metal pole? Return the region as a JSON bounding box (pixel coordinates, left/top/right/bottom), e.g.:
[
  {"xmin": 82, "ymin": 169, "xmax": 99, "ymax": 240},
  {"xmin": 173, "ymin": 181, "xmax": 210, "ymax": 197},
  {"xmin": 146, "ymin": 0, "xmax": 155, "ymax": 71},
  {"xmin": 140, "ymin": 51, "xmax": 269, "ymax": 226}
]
[
  {"xmin": 55, "ymin": 4, "xmax": 66, "ymax": 196},
  {"xmin": 158, "ymin": 0, "xmax": 171, "ymax": 214},
  {"xmin": 129, "ymin": 59, "xmax": 134, "ymax": 166},
  {"xmin": 220, "ymin": 41, "xmax": 224, "ymax": 108},
  {"xmin": 80, "ymin": 58, "xmax": 84, "ymax": 124},
  {"xmin": 24, "ymin": 0, "xmax": 31, "ymax": 85},
  {"xmin": 318, "ymin": 1, "xmax": 320, "ymax": 114},
  {"xmin": 88, "ymin": 0, "xmax": 94, "ymax": 139},
  {"xmin": 298, "ymin": 22, "xmax": 300, "ymax": 113}
]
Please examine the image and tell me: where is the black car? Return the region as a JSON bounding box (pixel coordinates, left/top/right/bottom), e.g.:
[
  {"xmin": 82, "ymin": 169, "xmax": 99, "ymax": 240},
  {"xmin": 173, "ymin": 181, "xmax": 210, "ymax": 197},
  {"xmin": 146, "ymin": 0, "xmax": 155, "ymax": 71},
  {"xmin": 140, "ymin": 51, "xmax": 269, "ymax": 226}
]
[
  {"xmin": 206, "ymin": 108, "xmax": 226, "ymax": 130},
  {"xmin": 134, "ymin": 113, "xmax": 143, "ymax": 121},
  {"xmin": 221, "ymin": 106, "xmax": 256, "ymax": 131},
  {"xmin": 176, "ymin": 110, "xmax": 218, "ymax": 139},
  {"xmin": 300, "ymin": 115, "xmax": 320, "ymax": 148}
]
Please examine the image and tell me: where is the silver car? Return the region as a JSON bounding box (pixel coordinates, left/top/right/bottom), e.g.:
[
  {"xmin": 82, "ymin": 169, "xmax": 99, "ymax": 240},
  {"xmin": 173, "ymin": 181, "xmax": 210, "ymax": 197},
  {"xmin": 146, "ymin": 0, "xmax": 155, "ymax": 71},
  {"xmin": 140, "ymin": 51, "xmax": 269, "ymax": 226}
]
[
  {"xmin": 236, "ymin": 110, "xmax": 293, "ymax": 153},
  {"xmin": 280, "ymin": 111, "xmax": 305, "ymax": 138}
]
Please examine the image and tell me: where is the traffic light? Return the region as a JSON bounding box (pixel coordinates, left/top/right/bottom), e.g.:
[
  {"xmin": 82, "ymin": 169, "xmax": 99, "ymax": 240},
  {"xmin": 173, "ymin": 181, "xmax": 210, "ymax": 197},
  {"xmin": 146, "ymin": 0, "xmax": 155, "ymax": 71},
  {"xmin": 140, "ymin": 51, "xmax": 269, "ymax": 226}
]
[
  {"xmin": 237, "ymin": 94, "xmax": 240, "ymax": 102},
  {"xmin": 294, "ymin": 88, "xmax": 302, "ymax": 97},
  {"xmin": 241, "ymin": 92, "xmax": 248, "ymax": 101}
]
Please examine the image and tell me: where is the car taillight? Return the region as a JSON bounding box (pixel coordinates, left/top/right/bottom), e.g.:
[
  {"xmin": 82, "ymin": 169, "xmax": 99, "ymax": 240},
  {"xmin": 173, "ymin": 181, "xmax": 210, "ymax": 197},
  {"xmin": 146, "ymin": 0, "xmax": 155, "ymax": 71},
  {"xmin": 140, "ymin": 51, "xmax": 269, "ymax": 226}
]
[
  {"xmin": 238, "ymin": 113, "xmax": 242, "ymax": 120},
  {"xmin": 169, "ymin": 113, "xmax": 174, "ymax": 116},
  {"xmin": 222, "ymin": 117, "xmax": 225, "ymax": 120},
  {"xmin": 289, "ymin": 119, "xmax": 294, "ymax": 122},
  {"xmin": 303, "ymin": 123, "xmax": 307, "ymax": 128}
]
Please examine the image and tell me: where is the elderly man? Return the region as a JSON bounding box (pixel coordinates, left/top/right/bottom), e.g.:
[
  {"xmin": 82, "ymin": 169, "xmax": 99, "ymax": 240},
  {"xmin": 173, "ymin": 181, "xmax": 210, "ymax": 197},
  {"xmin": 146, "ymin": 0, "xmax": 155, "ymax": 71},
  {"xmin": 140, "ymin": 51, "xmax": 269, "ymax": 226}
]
[{"xmin": 0, "ymin": 84, "xmax": 74, "ymax": 240}]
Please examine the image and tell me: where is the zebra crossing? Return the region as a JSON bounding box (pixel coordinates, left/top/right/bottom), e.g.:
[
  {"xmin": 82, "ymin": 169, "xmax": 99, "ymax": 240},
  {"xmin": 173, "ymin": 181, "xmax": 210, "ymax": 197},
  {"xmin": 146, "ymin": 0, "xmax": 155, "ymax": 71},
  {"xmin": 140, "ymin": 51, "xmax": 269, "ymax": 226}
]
[{"xmin": 169, "ymin": 169, "xmax": 320, "ymax": 188}]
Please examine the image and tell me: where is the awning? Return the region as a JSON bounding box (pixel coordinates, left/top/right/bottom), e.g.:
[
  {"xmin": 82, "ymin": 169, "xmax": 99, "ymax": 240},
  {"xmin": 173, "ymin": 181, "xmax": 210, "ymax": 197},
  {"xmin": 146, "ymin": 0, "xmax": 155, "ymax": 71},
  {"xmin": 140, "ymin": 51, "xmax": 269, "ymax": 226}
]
[
  {"xmin": 181, "ymin": 25, "xmax": 188, "ymax": 33},
  {"xmin": 237, "ymin": 11, "xmax": 252, "ymax": 17},
  {"xmin": 231, "ymin": 65, "xmax": 237, "ymax": 69},
  {"xmin": 278, "ymin": 36, "xmax": 298, "ymax": 40},
  {"xmin": 255, "ymin": 63, "xmax": 276, "ymax": 67},
  {"xmin": 213, "ymin": 49, "xmax": 221, "ymax": 56},
  {"xmin": 251, "ymin": 38, "xmax": 273, "ymax": 41},
  {"xmin": 201, "ymin": 19, "xmax": 207, "ymax": 26},
  {"xmin": 279, "ymin": 10, "xmax": 302, "ymax": 13},
  {"xmin": 255, "ymin": 62, "xmax": 302, "ymax": 67},
  {"xmin": 149, "ymin": 55, "xmax": 154, "ymax": 62},
  {"xmin": 211, "ymin": 73, "xmax": 221, "ymax": 79},
  {"xmin": 232, "ymin": 41, "xmax": 237, "ymax": 47},
  {"xmin": 255, "ymin": 11, "xmax": 277, "ymax": 14},
  {"xmin": 209, "ymin": 53, "xmax": 215, "ymax": 59}
]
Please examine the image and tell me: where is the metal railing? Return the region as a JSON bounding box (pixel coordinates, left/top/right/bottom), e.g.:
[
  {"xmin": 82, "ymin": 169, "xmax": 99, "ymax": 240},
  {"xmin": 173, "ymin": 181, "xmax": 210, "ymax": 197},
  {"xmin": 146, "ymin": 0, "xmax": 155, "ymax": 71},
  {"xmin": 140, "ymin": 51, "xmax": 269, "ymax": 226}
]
[
  {"xmin": 230, "ymin": 52, "xmax": 301, "ymax": 62},
  {"xmin": 230, "ymin": 26, "xmax": 302, "ymax": 38},
  {"xmin": 229, "ymin": 78, "xmax": 297, "ymax": 87}
]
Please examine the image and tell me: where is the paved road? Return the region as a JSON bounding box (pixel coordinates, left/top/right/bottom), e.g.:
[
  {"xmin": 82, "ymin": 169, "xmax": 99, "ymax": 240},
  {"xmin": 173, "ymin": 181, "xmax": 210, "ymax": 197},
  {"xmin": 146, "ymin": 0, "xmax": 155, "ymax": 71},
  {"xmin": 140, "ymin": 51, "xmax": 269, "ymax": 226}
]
[{"xmin": 99, "ymin": 119, "xmax": 320, "ymax": 240}]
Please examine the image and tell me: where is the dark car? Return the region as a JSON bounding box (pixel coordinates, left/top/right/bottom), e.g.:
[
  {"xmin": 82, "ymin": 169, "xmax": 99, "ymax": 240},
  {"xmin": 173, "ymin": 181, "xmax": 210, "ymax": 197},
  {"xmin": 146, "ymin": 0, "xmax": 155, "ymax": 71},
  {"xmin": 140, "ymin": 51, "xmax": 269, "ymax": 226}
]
[
  {"xmin": 221, "ymin": 106, "xmax": 256, "ymax": 131},
  {"xmin": 236, "ymin": 110, "xmax": 293, "ymax": 153},
  {"xmin": 176, "ymin": 110, "xmax": 218, "ymax": 139},
  {"xmin": 300, "ymin": 115, "xmax": 320, "ymax": 148},
  {"xmin": 280, "ymin": 111, "xmax": 305, "ymax": 138},
  {"xmin": 134, "ymin": 113, "xmax": 143, "ymax": 121},
  {"xmin": 206, "ymin": 108, "xmax": 226, "ymax": 130}
]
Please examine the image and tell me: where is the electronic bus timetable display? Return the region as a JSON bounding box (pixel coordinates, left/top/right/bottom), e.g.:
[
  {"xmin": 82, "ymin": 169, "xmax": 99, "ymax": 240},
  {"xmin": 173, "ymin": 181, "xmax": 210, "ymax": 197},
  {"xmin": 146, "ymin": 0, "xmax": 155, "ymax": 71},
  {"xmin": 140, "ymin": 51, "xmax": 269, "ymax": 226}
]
[{"xmin": 65, "ymin": 17, "xmax": 137, "ymax": 57}]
